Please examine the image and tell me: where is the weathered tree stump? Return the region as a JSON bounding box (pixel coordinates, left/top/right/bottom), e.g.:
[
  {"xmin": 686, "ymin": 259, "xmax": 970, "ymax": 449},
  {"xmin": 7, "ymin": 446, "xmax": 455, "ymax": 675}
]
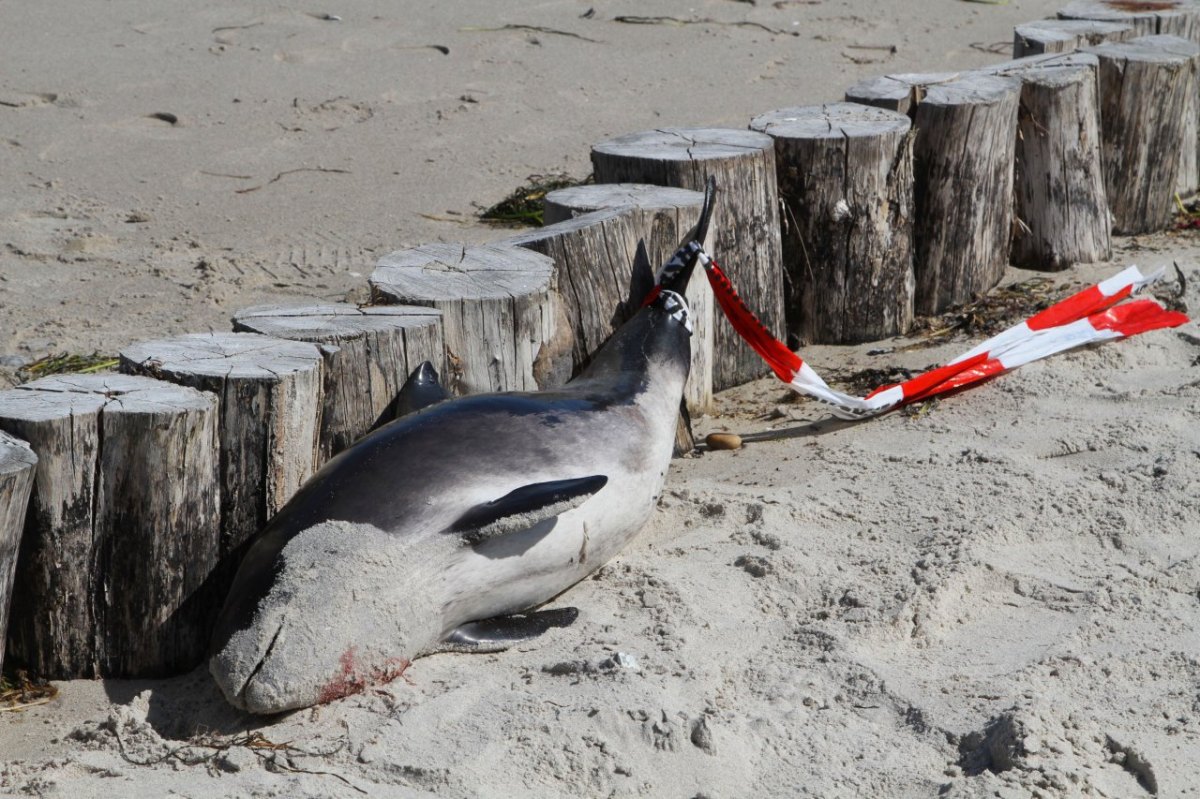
[
  {"xmin": 749, "ymin": 103, "xmax": 916, "ymax": 343},
  {"xmin": 1084, "ymin": 35, "xmax": 1200, "ymax": 232},
  {"xmin": 901, "ymin": 75, "xmax": 1023, "ymax": 313},
  {"xmin": 844, "ymin": 72, "xmax": 962, "ymax": 116},
  {"xmin": 0, "ymin": 374, "xmax": 219, "ymax": 677},
  {"xmin": 1014, "ymin": 18, "xmax": 1133, "ymax": 57},
  {"xmin": 0, "ymin": 431, "xmax": 36, "ymax": 671},
  {"xmin": 233, "ymin": 304, "xmax": 444, "ymax": 461},
  {"xmin": 506, "ymin": 193, "xmax": 715, "ymax": 414},
  {"xmin": 120, "ymin": 333, "xmax": 323, "ymax": 565},
  {"xmin": 591, "ymin": 128, "xmax": 785, "ymax": 391},
  {"xmin": 1060, "ymin": 0, "xmax": 1200, "ymax": 41},
  {"xmin": 981, "ymin": 53, "xmax": 1112, "ymax": 269},
  {"xmin": 371, "ymin": 244, "xmax": 556, "ymax": 395}
]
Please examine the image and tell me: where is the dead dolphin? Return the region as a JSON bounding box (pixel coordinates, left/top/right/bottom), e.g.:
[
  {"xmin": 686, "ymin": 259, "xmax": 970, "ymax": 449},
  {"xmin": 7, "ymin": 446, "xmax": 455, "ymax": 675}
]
[{"xmin": 209, "ymin": 178, "xmax": 718, "ymax": 714}]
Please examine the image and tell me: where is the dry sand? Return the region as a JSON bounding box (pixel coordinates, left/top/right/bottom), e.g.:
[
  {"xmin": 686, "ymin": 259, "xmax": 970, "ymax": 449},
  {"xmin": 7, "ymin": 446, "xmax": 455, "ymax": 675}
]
[{"xmin": 3, "ymin": 1, "xmax": 1200, "ymax": 797}]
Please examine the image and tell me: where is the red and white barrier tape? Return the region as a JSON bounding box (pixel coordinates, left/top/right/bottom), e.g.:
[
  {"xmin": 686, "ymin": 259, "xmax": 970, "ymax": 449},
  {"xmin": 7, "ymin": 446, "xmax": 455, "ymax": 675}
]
[{"xmin": 695, "ymin": 251, "xmax": 1189, "ymax": 420}]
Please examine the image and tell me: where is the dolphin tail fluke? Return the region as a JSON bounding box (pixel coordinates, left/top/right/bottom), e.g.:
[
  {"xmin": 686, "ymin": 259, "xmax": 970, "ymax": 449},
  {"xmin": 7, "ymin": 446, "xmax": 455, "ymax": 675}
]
[{"xmin": 652, "ymin": 175, "xmax": 717, "ymax": 298}]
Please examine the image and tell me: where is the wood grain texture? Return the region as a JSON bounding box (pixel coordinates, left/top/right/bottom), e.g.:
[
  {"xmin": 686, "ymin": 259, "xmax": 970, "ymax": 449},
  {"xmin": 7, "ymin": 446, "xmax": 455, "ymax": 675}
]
[
  {"xmin": 591, "ymin": 127, "xmax": 784, "ymax": 391},
  {"xmin": 120, "ymin": 333, "xmax": 323, "ymax": 562},
  {"xmin": 911, "ymin": 74, "xmax": 1021, "ymax": 314},
  {"xmin": 371, "ymin": 243, "xmax": 556, "ymax": 395},
  {"xmin": 233, "ymin": 303, "xmax": 444, "ymax": 461},
  {"xmin": 982, "ymin": 53, "xmax": 1113, "ymax": 269},
  {"xmin": 1014, "ymin": 18, "xmax": 1134, "ymax": 57},
  {"xmin": 0, "ymin": 374, "xmax": 219, "ymax": 677},
  {"xmin": 1060, "ymin": 0, "xmax": 1200, "ymax": 42},
  {"xmin": 509, "ymin": 191, "xmax": 714, "ymax": 414},
  {"xmin": 1084, "ymin": 35, "xmax": 1200, "ymax": 232},
  {"xmin": 0, "ymin": 431, "xmax": 36, "ymax": 671},
  {"xmin": 751, "ymin": 103, "xmax": 916, "ymax": 344}
]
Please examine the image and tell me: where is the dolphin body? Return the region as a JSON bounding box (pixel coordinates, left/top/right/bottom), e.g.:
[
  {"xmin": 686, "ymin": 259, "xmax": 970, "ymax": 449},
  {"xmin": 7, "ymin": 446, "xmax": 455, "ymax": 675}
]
[{"xmin": 210, "ymin": 180, "xmax": 717, "ymax": 714}]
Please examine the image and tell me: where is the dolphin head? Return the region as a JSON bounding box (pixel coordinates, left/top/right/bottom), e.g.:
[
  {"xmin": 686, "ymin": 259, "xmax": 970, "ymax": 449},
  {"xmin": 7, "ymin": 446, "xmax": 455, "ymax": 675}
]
[{"xmin": 210, "ymin": 520, "xmax": 442, "ymax": 714}]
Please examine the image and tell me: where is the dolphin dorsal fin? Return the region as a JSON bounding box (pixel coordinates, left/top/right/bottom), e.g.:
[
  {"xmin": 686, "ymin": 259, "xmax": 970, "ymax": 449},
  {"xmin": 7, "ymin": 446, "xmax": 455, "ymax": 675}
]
[
  {"xmin": 449, "ymin": 475, "xmax": 608, "ymax": 545},
  {"xmin": 395, "ymin": 361, "xmax": 450, "ymax": 418}
]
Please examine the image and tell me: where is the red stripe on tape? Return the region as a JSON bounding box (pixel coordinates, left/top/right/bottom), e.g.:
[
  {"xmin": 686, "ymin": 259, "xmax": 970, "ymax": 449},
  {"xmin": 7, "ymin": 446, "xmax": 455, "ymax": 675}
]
[
  {"xmin": 703, "ymin": 257, "xmax": 802, "ymax": 382},
  {"xmin": 1026, "ymin": 284, "xmax": 1131, "ymax": 331},
  {"xmin": 1088, "ymin": 299, "xmax": 1189, "ymax": 337}
]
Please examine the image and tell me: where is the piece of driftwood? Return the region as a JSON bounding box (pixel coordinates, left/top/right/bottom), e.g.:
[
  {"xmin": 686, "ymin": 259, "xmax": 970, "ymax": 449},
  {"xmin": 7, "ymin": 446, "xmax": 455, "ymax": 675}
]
[
  {"xmin": 120, "ymin": 333, "xmax": 323, "ymax": 565},
  {"xmin": 1084, "ymin": 35, "xmax": 1200, "ymax": 232},
  {"xmin": 1060, "ymin": 0, "xmax": 1200, "ymax": 41},
  {"xmin": 908, "ymin": 75, "xmax": 1022, "ymax": 313},
  {"xmin": 844, "ymin": 72, "xmax": 962, "ymax": 117},
  {"xmin": 0, "ymin": 431, "xmax": 36, "ymax": 671},
  {"xmin": 0, "ymin": 374, "xmax": 219, "ymax": 677},
  {"xmin": 508, "ymin": 194, "xmax": 714, "ymax": 411},
  {"xmin": 981, "ymin": 53, "xmax": 1112, "ymax": 269},
  {"xmin": 750, "ymin": 103, "xmax": 916, "ymax": 343},
  {"xmin": 371, "ymin": 243, "xmax": 556, "ymax": 395},
  {"xmin": 233, "ymin": 304, "xmax": 444, "ymax": 461},
  {"xmin": 591, "ymin": 127, "xmax": 785, "ymax": 391},
  {"xmin": 1014, "ymin": 18, "xmax": 1134, "ymax": 57}
]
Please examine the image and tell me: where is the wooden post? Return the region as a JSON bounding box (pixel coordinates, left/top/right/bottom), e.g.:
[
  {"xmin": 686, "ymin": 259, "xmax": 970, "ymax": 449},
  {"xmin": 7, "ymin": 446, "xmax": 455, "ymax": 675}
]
[
  {"xmin": 544, "ymin": 183, "xmax": 705, "ymax": 226},
  {"xmin": 0, "ymin": 431, "xmax": 36, "ymax": 671},
  {"xmin": 505, "ymin": 193, "xmax": 715, "ymax": 414},
  {"xmin": 370, "ymin": 243, "xmax": 556, "ymax": 395},
  {"xmin": 120, "ymin": 333, "xmax": 323, "ymax": 567},
  {"xmin": 591, "ymin": 127, "xmax": 785, "ymax": 391},
  {"xmin": 1059, "ymin": 0, "xmax": 1200, "ymax": 42},
  {"xmin": 980, "ymin": 53, "xmax": 1113, "ymax": 269},
  {"xmin": 233, "ymin": 304, "xmax": 444, "ymax": 461},
  {"xmin": 749, "ymin": 103, "xmax": 916, "ymax": 343},
  {"xmin": 1014, "ymin": 19, "xmax": 1133, "ymax": 57},
  {"xmin": 1084, "ymin": 35, "xmax": 1200, "ymax": 232},
  {"xmin": 0, "ymin": 374, "xmax": 219, "ymax": 677},
  {"xmin": 879, "ymin": 75, "xmax": 1022, "ymax": 314}
]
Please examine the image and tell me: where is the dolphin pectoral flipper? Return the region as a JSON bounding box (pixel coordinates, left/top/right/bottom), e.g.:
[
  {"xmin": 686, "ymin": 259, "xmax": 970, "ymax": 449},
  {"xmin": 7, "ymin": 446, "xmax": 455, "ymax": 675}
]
[
  {"xmin": 449, "ymin": 475, "xmax": 609, "ymax": 545},
  {"xmin": 432, "ymin": 607, "xmax": 580, "ymax": 654}
]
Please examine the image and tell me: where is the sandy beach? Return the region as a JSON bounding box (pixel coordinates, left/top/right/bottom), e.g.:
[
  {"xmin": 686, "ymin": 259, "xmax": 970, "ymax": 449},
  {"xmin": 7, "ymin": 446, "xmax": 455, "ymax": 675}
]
[{"xmin": 2, "ymin": 1, "xmax": 1199, "ymax": 796}]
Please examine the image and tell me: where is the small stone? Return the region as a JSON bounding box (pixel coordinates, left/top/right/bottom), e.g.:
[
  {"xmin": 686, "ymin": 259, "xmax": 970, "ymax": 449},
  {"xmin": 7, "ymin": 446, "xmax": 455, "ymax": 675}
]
[
  {"xmin": 705, "ymin": 432, "xmax": 742, "ymax": 451},
  {"xmin": 216, "ymin": 746, "xmax": 259, "ymax": 773}
]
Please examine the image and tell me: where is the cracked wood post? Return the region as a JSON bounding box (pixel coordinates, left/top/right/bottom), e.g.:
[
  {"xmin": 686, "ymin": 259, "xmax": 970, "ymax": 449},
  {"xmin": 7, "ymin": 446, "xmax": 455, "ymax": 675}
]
[
  {"xmin": 1013, "ymin": 19, "xmax": 1134, "ymax": 57},
  {"xmin": 0, "ymin": 374, "xmax": 219, "ymax": 677},
  {"xmin": 850, "ymin": 73, "xmax": 1021, "ymax": 313},
  {"xmin": 590, "ymin": 128, "xmax": 785, "ymax": 391},
  {"xmin": 750, "ymin": 103, "xmax": 916, "ymax": 344},
  {"xmin": 0, "ymin": 431, "xmax": 36, "ymax": 671},
  {"xmin": 370, "ymin": 243, "xmax": 556, "ymax": 395},
  {"xmin": 233, "ymin": 304, "xmax": 444, "ymax": 462},
  {"xmin": 514, "ymin": 185, "xmax": 714, "ymax": 412},
  {"xmin": 1059, "ymin": 0, "xmax": 1200, "ymax": 42},
  {"xmin": 120, "ymin": 333, "xmax": 323, "ymax": 589},
  {"xmin": 980, "ymin": 53, "xmax": 1113, "ymax": 269},
  {"xmin": 1084, "ymin": 35, "xmax": 1200, "ymax": 231}
]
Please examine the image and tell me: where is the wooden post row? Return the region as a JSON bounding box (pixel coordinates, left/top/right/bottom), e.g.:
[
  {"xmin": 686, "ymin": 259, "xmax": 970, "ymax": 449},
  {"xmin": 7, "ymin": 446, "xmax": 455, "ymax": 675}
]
[
  {"xmin": 847, "ymin": 73, "xmax": 1021, "ymax": 313},
  {"xmin": 0, "ymin": 375, "xmax": 218, "ymax": 677},
  {"xmin": 232, "ymin": 304, "xmax": 444, "ymax": 463},
  {"xmin": 0, "ymin": 431, "xmax": 36, "ymax": 672}
]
